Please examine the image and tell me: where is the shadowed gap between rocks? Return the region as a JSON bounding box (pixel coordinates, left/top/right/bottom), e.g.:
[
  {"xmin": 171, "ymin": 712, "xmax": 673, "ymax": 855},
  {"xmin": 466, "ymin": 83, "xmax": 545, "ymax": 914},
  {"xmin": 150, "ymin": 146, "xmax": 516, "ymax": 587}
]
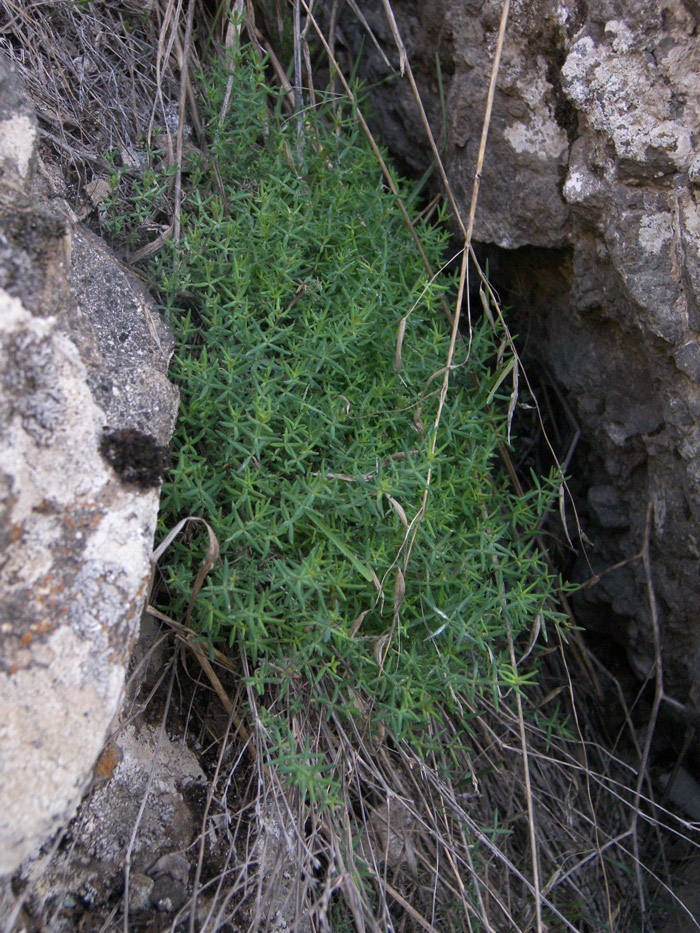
[{"xmin": 472, "ymin": 240, "xmax": 700, "ymax": 784}]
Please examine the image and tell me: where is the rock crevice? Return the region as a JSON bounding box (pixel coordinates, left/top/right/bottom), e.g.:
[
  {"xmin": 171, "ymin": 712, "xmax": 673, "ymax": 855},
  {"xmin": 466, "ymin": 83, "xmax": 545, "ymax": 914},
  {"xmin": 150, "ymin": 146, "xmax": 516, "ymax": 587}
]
[{"xmin": 338, "ymin": 0, "xmax": 700, "ymax": 706}]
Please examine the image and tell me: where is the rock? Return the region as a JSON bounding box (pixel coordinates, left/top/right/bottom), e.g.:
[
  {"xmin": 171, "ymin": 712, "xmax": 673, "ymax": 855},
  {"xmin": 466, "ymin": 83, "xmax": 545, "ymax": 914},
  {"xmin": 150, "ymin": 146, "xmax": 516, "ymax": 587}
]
[
  {"xmin": 587, "ymin": 485, "xmax": 630, "ymax": 530},
  {"xmin": 659, "ymin": 850, "xmax": 700, "ymax": 932},
  {"xmin": 253, "ymin": 797, "xmax": 313, "ymax": 933},
  {"xmin": 0, "ymin": 52, "xmax": 178, "ymax": 875},
  {"xmin": 150, "ymin": 875, "xmax": 187, "ymax": 913},
  {"xmin": 660, "ymin": 767, "xmax": 700, "ymax": 824},
  {"xmin": 334, "ymin": 1, "xmax": 573, "ymax": 249},
  {"xmin": 0, "ymin": 49, "xmax": 37, "ymax": 181},
  {"xmin": 337, "ymin": 0, "xmax": 700, "ymax": 714},
  {"xmin": 151, "ymin": 852, "xmax": 190, "ymax": 913},
  {"xmin": 150, "ymin": 851, "xmax": 191, "ymax": 888},
  {"xmin": 128, "ymin": 872, "xmax": 155, "ymax": 913},
  {"xmin": 13, "ymin": 711, "xmax": 205, "ymax": 928}
]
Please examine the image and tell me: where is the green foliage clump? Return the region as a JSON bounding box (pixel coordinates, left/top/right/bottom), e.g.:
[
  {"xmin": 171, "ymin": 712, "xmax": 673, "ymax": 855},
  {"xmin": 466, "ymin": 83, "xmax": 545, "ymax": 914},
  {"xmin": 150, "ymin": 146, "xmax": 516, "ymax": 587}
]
[{"xmin": 150, "ymin": 50, "xmax": 563, "ymax": 766}]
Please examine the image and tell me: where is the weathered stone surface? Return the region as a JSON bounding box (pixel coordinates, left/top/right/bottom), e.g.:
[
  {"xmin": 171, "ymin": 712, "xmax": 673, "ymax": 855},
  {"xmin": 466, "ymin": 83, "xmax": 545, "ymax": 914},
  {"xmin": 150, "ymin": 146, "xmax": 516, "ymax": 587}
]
[
  {"xmin": 0, "ymin": 50, "xmax": 37, "ymax": 181},
  {"xmin": 3, "ymin": 614, "xmax": 314, "ymax": 931},
  {"xmin": 588, "ymin": 485, "xmax": 630, "ymax": 531},
  {"xmin": 338, "ymin": 1, "xmax": 700, "ymax": 707},
  {"xmin": 14, "ymin": 711, "xmax": 205, "ymax": 928},
  {"xmin": 252, "ymin": 796, "xmax": 314, "ymax": 933},
  {"xmin": 70, "ymin": 227, "xmax": 176, "ymax": 446},
  {"xmin": 337, "ymin": 0, "xmax": 575, "ymax": 249},
  {"xmin": 0, "ymin": 53, "xmax": 178, "ymax": 875}
]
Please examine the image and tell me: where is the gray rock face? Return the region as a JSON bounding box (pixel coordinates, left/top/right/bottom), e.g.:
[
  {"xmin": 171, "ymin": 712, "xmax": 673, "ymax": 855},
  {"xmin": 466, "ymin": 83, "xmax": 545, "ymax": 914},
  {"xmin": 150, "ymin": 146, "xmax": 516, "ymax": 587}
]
[
  {"xmin": 0, "ymin": 54, "xmax": 178, "ymax": 874},
  {"xmin": 13, "ymin": 710, "xmax": 206, "ymax": 929},
  {"xmin": 340, "ymin": 1, "xmax": 700, "ymax": 703}
]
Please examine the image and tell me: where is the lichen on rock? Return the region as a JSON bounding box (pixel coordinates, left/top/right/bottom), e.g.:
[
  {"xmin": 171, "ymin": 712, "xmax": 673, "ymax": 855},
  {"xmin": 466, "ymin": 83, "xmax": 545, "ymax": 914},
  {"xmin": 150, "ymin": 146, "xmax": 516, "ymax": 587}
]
[{"xmin": 0, "ymin": 52, "xmax": 178, "ymax": 875}]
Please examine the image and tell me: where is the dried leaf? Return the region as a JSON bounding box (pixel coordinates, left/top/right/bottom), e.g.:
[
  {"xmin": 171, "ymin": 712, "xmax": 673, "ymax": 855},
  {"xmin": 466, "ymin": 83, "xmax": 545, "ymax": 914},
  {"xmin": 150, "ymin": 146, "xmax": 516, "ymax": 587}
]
[
  {"xmin": 152, "ymin": 515, "xmax": 218, "ymax": 564},
  {"xmin": 386, "ymin": 495, "xmax": 408, "ymax": 528},
  {"xmin": 374, "ymin": 632, "xmax": 391, "ymax": 669},
  {"xmin": 393, "ymin": 567, "xmax": 405, "ymax": 616},
  {"xmin": 422, "ymin": 366, "xmax": 448, "ymax": 394},
  {"xmin": 496, "ymin": 336, "xmax": 507, "ymax": 369},
  {"xmin": 395, "ymin": 315, "xmax": 407, "ymax": 373},
  {"xmin": 507, "ymin": 357, "xmax": 519, "ymax": 445},
  {"xmin": 538, "ymin": 685, "xmax": 566, "ymax": 708},
  {"xmin": 350, "ymin": 609, "xmax": 370, "ymax": 637},
  {"xmin": 151, "ymin": 516, "xmax": 220, "ymax": 627},
  {"xmin": 479, "ymin": 282, "xmax": 496, "ymax": 330},
  {"xmin": 127, "ymin": 224, "xmax": 174, "ymax": 264},
  {"xmin": 283, "ymin": 140, "xmax": 301, "ymax": 176},
  {"xmin": 516, "ymin": 613, "xmax": 541, "ymax": 667},
  {"xmin": 559, "ymin": 483, "xmax": 573, "ymax": 549},
  {"xmin": 413, "ymin": 403, "xmax": 424, "ymax": 437}
]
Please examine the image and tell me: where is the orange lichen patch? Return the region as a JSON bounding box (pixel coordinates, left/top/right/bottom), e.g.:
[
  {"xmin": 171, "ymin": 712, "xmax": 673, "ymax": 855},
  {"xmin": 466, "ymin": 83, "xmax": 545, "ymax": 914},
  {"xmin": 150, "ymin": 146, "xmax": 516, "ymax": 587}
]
[
  {"xmin": 11, "ymin": 523, "xmax": 22, "ymax": 542},
  {"xmin": 93, "ymin": 743, "xmax": 121, "ymax": 782},
  {"xmin": 19, "ymin": 621, "xmax": 55, "ymax": 646},
  {"xmin": 36, "ymin": 577, "xmax": 66, "ymax": 607},
  {"xmin": 10, "ymin": 665, "xmax": 19, "ymax": 675}
]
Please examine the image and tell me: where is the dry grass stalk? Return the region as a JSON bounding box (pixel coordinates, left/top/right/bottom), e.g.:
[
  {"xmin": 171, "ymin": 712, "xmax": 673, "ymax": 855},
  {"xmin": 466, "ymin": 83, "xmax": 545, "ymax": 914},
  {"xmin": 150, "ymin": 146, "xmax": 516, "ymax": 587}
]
[{"xmin": 1, "ymin": 0, "xmax": 175, "ymax": 178}]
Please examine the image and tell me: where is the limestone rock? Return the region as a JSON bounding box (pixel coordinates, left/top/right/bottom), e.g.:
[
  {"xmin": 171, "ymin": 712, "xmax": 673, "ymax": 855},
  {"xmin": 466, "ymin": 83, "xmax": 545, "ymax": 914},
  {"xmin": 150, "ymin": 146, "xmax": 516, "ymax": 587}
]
[
  {"xmin": 15, "ymin": 714, "xmax": 205, "ymax": 928},
  {"xmin": 336, "ymin": 1, "xmax": 574, "ymax": 249},
  {"xmin": 0, "ymin": 53, "xmax": 178, "ymax": 875},
  {"xmin": 0, "ymin": 48, "xmax": 37, "ymax": 182},
  {"xmin": 339, "ymin": 0, "xmax": 700, "ymax": 710}
]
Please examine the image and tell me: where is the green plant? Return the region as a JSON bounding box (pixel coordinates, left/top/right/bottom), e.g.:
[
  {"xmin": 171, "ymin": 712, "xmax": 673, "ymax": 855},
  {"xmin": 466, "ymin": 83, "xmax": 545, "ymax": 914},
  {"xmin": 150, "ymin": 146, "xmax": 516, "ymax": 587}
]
[
  {"xmin": 101, "ymin": 144, "xmax": 175, "ymax": 249},
  {"xmin": 146, "ymin": 48, "xmax": 565, "ymax": 784},
  {"xmin": 95, "ymin": 35, "xmax": 686, "ymax": 933}
]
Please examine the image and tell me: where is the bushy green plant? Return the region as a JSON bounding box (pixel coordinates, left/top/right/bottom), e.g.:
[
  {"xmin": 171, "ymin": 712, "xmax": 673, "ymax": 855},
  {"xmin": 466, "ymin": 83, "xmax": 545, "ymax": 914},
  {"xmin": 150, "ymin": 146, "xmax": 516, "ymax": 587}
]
[
  {"xmin": 148, "ymin": 48, "xmax": 564, "ymax": 783},
  {"xmin": 101, "ymin": 142, "xmax": 176, "ymax": 250}
]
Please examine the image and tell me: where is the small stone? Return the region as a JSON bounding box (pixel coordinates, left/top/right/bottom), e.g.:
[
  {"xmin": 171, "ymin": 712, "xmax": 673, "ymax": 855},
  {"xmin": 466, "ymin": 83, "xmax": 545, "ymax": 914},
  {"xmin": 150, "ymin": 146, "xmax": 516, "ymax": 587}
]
[
  {"xmin": 587, "ymin": 485, "xmax": 630, "ymax": 530},
  {"xmin": 150, "ymin": 876, "xmax": 186, "ymax": 913},
  {"xmin": 674, "ymin": 342, "xmax": 700, "ymax": 383},
  {"xmin": 128, "ymin": 873, "xmax": 154, "ymax": 913},
  {"xmin": 150, "ymin": 851, "xmax": 190, "ymax": 887},
  {"xmin": 688, "ymin": 157, "xmax": 700, "ymax": 186}
]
